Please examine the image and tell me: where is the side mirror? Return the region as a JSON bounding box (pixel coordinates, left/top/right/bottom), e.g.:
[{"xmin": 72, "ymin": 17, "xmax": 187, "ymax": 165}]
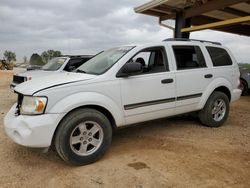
[{"xmin": 117, "ymin": 62, "xmax": 143, "ymax": 77}]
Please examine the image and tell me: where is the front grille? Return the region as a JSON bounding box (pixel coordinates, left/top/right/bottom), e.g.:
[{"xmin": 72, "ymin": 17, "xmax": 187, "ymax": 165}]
[
  {"xmin": 15, "ymin": 94, "xmax": 23, "ymax": 116},
  {"xmin": 13, "ymin": 75, "xmax": 25, "ymax": 84}
]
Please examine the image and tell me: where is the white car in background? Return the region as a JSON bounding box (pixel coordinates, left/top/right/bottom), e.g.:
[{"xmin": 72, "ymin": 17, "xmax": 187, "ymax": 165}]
[{"xmin": 10, "ymin": 55, "xmax": 93, "ymax": 89}]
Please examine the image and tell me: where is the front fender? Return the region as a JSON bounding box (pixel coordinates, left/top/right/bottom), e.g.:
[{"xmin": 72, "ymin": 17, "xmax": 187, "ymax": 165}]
[
  {"xmin": 47, "ymin": 92, "xmax": 124, "ymax": 126},
  {"xmin": 198, "ymin": 78, "xmax": 232, "ymax": 109}
]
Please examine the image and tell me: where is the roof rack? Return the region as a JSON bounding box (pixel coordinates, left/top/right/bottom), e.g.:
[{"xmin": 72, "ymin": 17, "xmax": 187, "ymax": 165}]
[{"xmin": 163, "ymin": 38, "xmax": 221, "ymax": 45}]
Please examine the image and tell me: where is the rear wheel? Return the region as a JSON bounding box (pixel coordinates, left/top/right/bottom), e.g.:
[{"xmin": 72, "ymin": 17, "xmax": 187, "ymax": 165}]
[
  {"xmin": 54, "ymin": 108, "xmax": 112, "ymax": 165},
  {"xmin": 240, "ymin": 79, "xmax": 248, "ymax": 96},
  {"xmin": 199, "ymin": 91, "xmax": 229, "ymax": 127}
]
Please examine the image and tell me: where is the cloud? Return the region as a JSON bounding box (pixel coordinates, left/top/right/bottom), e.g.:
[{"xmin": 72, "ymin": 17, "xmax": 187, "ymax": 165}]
[
  {"xmin": 0, "ymin": 0, "xmax": 249, "ymax": 63},
  {"xmin": 191, "ymin": 30, "xmax": 250, "ymax": 62}
]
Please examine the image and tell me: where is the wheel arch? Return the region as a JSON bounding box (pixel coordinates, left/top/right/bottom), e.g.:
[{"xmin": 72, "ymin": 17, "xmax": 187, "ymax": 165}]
[
  {"xmin": 214, "ymin": 86, "xmax": 231, "ymax": 101},
  {"xmin": 47, "ymin": 92, "xmax": 124, "ymax": 147},
  {"xmin": 51, "ymin": 104, "xmax": 117, "ymax": 148},
  {"xmin": 47, "ymin": 92, "xmax": 124, "ymax": 125},
  {"xmin": 198, "ymin": 78, "xmax": 233, "ymax": 109}
]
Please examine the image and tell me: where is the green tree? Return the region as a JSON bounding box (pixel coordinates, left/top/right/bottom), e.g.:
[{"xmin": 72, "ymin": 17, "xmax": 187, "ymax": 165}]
[
  {"xmin": 4, "ymin": 50, "xmax": 16, "ymax": 63},
  {"xmin": 239, "ymin": 63, "xmax": 250, "ymax": 69},
  {"xmin": 29, "ymin": 53, "xmax": 44, "ymax": 66},
  {"xmin": 41, "ymin": 49, "xmax": 62, "ymax": 63}
]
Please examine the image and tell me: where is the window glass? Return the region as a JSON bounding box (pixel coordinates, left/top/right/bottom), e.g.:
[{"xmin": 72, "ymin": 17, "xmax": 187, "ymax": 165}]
[
  {"xmin": 173, "ymin": 45, "xmax": 206, "ymax": 70},
  {"xmin": 206, "ymin": 47, "xmax": 233, "ymax": 66},
  {"xmin": 132, "ymin": 52, "xmax": 151, "ymax": 66},
  {"xmin": 126, "ymin": 47, "xmax": 168, "ymax": 74},
  {"xmin": 76, "ymin": 46, "xmax": 134, "ymax": 75},
  {"xmin": 42, "ymin": 57, "xmax": 67, "ymax": 71},
  {"xmin": 64, "ymin": 59, "xmax": 83, "ymax": 71}
]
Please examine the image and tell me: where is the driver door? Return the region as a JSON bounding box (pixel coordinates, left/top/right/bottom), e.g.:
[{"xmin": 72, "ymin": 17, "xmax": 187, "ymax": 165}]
[{"xmin": 119, "ymin": 46, "xmax": 176, "ymax": 125}]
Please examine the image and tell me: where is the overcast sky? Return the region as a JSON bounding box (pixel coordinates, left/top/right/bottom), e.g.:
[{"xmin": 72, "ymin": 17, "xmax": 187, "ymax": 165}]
[{"xmin": 0, "ymin": 0, "xmax": 250, "ymax": 63}]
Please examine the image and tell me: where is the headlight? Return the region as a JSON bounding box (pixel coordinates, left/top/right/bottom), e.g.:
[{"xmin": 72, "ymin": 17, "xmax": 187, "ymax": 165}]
[
  {"xmin": 24, "ymin": 76, "xmax": 32, "ymax": 81},
  {"xmin": 20, "ymin": 96, "xmax": 47, "ymax": 115}
]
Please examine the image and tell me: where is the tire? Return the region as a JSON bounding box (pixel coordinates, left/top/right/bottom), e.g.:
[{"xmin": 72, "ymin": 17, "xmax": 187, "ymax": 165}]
[
  {"xmin": 54, "ymin": 108, "xmax": 112, "ymax": 165},
  {"xmin": 240, "ymin": 79, "xmax": 248, "ymax": 96},
  {"xmin": 199, "ymin": 91, "xmax": 229, "ymax": 127}
]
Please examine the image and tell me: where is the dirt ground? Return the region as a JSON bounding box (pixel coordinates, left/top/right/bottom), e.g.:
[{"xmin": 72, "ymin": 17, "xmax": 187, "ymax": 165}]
[{"xmin": 0, "ymin": 69, "xmax": 249, "ymax": 188}]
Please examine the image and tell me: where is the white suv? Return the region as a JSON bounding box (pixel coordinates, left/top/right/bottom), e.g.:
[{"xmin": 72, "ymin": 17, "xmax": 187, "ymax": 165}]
[{"xmin": 4, "ymin": 39, "xmax": 241, "ymax": 165}]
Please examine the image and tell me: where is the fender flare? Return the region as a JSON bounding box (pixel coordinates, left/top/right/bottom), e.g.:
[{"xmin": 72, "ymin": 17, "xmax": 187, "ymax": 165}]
[
  {"xmin": 48, "ymin": 92, "xmax": 124, "ymax": 126},
  {"xmin": 198, "ymin": 78, "xmax": 232, "ymax": 109}
]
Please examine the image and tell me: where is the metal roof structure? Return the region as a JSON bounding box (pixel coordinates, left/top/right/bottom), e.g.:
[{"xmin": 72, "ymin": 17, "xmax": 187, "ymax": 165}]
[{"xmin": 134, "ymin": 0, "xmax": 250, "ymax": 37}]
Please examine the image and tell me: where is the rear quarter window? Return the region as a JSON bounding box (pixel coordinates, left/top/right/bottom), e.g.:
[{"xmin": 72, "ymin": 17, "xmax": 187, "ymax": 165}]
[{"xmin": 206, "ymin": 47, "xmax": 233, "ymax": 67}]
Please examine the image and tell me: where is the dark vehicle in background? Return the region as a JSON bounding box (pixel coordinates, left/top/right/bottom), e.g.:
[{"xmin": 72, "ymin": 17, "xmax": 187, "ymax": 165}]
[
  {"xmin": 239, "ymin": 66, "xmax": 250, "ymax": 95},
  {"xmin": 10, "ymin": 55, "xmax": 93, "ymax": 89}
]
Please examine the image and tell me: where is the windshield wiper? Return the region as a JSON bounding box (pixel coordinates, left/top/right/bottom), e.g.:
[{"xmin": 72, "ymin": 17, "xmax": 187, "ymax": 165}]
[
  {"xmin": 76, "ymin": 69, "xmax": 87, "ymax": 73},
  {"xmin": 41, "ymin": 69, "xmax": 52, "ymax": 71}
]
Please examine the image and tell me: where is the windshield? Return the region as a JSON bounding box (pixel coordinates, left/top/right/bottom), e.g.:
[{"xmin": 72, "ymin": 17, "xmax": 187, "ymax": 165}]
[
  {"xmin": 42, "ymin": 57, "xmax": 67, "ymax": 71},
  {"xmin": 76, "ymin": 46, "xmax": 134, "ymax": 75}
]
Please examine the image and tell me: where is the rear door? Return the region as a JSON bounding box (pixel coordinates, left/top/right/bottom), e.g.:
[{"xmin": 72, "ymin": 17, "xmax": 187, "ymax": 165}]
[{"xmin": 170, "ymin": 44, "xmax": 213, "ymax": 111}]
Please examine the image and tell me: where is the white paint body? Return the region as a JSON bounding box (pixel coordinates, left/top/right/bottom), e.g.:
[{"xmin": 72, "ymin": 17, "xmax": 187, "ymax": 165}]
[{"xmin": 4, "ymin": 41, "xmax": 242, "ymax": 147}]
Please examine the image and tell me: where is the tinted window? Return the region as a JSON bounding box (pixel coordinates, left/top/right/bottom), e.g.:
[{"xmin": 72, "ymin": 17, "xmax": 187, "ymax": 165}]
[
  {"xmin": 173, "ymin": 45, "xmax": 206, "ymax": 70},
  {"xmin": 64, "ymin": 59, "xmax": 84, "ymax": 71},
  {"xmin": 206, "ymin": 47, "xmax": 232, "ymax": 66}
]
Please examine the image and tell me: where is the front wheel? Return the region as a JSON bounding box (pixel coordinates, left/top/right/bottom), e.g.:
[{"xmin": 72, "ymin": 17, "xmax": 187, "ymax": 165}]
[
  {"xmin": 199, "ymin": 91, "xmax": 229, "ymax": 127},
  {"xmin": 54, "ymin": 108, "xmax": 112, "ymax": 165}
]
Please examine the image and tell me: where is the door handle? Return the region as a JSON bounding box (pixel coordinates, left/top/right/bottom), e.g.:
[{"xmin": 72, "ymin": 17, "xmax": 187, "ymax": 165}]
[
  {"xmin": 161, "ymin": 78, "xmax": 174, "ymax": 84},
  {"xmin": 204, "ymin": 74, "xmax": 213, "ymax": 78}
]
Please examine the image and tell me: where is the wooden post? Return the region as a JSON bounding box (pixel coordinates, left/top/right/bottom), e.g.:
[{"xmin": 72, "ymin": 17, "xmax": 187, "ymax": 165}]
[
  {"xmin": 174, "ymin": 11, "xmax": 184, "ymax": 38},
  {"xmin": 174, "ymin": 12, "xmax": 191, "ymax": 39}
]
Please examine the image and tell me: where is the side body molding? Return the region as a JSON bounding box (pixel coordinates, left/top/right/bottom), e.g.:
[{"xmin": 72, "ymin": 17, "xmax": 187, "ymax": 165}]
[{"xmin": 48, "ymin": 92, "xmax": 125, "ymax": 126}]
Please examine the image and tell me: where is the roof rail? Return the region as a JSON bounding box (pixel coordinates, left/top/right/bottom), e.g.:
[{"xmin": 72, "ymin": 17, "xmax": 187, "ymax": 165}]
[
  {"xmin": 63, "ymin": 55, "xmax": 93, "ymax": 58},
  {"xmin": 163, "ymin": 38, "xmax": 221, "ymax": 45}
]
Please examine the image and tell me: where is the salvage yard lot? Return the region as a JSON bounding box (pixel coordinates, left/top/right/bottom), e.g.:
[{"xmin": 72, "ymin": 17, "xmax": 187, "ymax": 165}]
[{"xmin": 0, "ymin": 69, "xmax": 250, "ymax": 188}]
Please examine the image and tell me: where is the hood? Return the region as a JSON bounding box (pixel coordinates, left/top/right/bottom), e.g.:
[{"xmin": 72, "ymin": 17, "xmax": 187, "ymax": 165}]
[
  {"xmin": 14, "ymin": 72, "xmax": 96, "ymax": 95},
  {"xmin": 16, "ymin": 70, "xmax": 56, "ymax": 78}
]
